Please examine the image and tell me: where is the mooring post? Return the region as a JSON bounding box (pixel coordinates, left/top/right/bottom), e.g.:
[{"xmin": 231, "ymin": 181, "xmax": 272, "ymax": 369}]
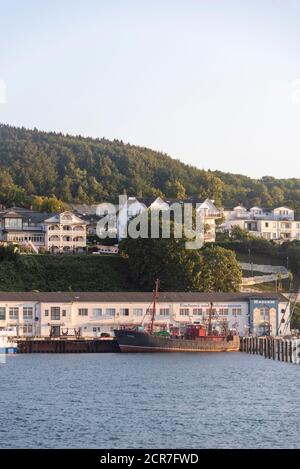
[
  {"xmin": 285, "ymin": 340, "xmax": 288, "ymax": 362},
  {"xmin": 289, "ymin": 341, "xmax": 293, "ymax": 363}
]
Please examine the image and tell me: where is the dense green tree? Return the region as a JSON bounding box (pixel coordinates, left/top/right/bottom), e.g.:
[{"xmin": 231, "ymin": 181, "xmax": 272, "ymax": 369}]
[
  {"xmin": 120, "ymin": 236, "xmax": 242, "ymax": 292},
  {"xmin": 0, "ymin": 124, "xmax": 299, "ymax": 216},
  {"xmin": 200, "ymin": 246, "xmax": 242, "ymax": 292}
]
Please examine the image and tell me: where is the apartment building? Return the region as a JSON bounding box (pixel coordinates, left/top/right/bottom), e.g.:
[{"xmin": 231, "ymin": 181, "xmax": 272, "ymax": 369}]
[
  {"xmin": 74, "ymin": 197, "xmax": 221, "ymax": 243},
  {"xmin": 0, "ymin": 208, "xmax": 87, "ymax": 253},
  {"xmin": 0, "ymin": 207, "xmax": 49, "ymax": 252},
  {"xmin": 222, "ymin": 205, "xmax": 300, "ymax": 241},
  {"xmin": 44, "ymin": 211, "xmax": 86, "ymax": 253}
]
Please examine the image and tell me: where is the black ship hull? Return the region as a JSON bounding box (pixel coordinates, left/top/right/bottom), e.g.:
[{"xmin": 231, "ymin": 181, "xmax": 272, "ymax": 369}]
[{"xmin": 114, "ymin": 329, "xmax": 240, "ymax": 353}]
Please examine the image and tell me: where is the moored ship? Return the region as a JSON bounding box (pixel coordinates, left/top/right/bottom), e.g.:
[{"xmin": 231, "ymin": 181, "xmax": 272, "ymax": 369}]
[{"xmin": 114, "ymin": 280, "xmax": 240, "ymax": 353}]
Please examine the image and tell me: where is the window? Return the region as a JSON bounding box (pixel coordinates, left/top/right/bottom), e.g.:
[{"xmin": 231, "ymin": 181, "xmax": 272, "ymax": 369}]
[
  {"xmin": 219, "ymin": 308, "xmax": 229, "ymax": 316},
  {"xmin": 9, "ymin": 307, "xmax": 19, "ymax": 319},
  {"xmin": 50, "ymin": 307, "xmax": 60, "ymax": 320},
  {"xmin": 62, "ymin": 310, "xmax": 66, "ymax": 317},
  {"xmin": 45, "ymin": 309, "xmax": 49, "ymax": 317},
  {"xmin": 0, "ymin": 307, "xmax": 5, "ymax": 320},
  {"xmin": 193, "ymin": 308, "xmax": 203, "ymax": 316},
  {"xmin": 206, "ymin": 308, "xmax": 216, "ymax": 315},
  {"xmin": 78, "ymin": 308, "xmax": 88, "ymax": 316},
  {"xmin": 93, "ymin": 308, "xmax": 102, "ymax": 317},
  {"xmin": 5, "ymin": 218, "xmax": 22, "ymax": 230},
  {"xmin": 180, "ymin": 308, "xmax": 189, "ymax": 316},
  {"xmin": 106, "ymin": 308, "xmax": 116, "ymax": 316},
  {"xmin": 23, "ymin": 307, "xmax": 33, "ymax": 319},
  {"xmin": 159, "ymin": 308, "xmax": 169, "ymax": 316},
  {"xmin": 23, "ymin": 324, "xmax": 33, "ymax": 334},
  {"xmin": 133, "ymin": 308, "xmax": 143, "ymax": 316},
  {"xmin": 232, "ymin": 308, "xmax": 242, "ymax": 316},
  {"xmin": 265, "ymin": 222, "xmax": 269, "ymax": 228},
  {"xmin": 120, "ymin": 308, "xmax": 129, "ymax": 316},
  {"xmin": 260, "ymin": 307, "xmax": 270, "ymax": 321}
]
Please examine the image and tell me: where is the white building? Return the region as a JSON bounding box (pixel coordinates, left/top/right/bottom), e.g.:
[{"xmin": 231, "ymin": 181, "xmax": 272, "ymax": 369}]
[
  {"xmin": 0, "ymin": 208, "xmax": 88, "ymax": 253},
  {"xmin": 114, "ymin": 196, "xmax": 220, "ymax": 242},
  {"xmin": 222, "ymin": 206, "xmax": 300, "ymax": 241},
  {"xmin": 0, "ymin": 291, "xmax": 290, "ymax": 339},
  {"xmin": 0, "ymin": 208, "xmax": 48, "ymax": 252},
  {"xmin": 43, "ymin": 211, "xmax": 87, "ymax": 253}
]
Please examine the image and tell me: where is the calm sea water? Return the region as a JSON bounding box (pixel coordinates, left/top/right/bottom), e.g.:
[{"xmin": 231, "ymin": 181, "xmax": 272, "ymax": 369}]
[{"xmin": 0, "ymin": 352, "xmax": 299, "ymax": 449}]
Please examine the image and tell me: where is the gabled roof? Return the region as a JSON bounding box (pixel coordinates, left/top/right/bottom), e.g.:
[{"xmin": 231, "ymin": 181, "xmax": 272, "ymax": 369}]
[
  {"xmin": 0, "ymin": 209, "xmax": 25, "ymax": 218},
  {"xmin": 0, "ymin": 207, "xmax": 51, "ymax": 223},
  {"xmin": 273, "ymin": 206, "xmax": 294, "ymax": 211},
  {"xmin": 44, "ymin": 211, "xmax": 86, "ymax": 224}
]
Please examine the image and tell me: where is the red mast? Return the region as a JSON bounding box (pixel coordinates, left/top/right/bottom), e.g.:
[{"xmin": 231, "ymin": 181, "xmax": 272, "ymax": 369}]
[
  {"xmin": 149, "ymin": 279, "xmax": 160, "ymax": 334},
  {"xmin": 208, "ymin": 301, "xmax": 213, "ymax": 336}
]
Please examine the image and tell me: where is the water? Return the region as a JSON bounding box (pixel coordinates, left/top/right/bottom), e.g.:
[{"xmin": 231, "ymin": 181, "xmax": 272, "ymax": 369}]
[{"xmin": 0, "ymin": 353, "xmax": 299, "ymax": 449}]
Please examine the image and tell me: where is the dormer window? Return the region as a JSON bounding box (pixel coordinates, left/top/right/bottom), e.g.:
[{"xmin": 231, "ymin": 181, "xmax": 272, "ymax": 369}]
[{"xmin": 4, "ymin": 218, "xmax": 22, "ymax": 230}]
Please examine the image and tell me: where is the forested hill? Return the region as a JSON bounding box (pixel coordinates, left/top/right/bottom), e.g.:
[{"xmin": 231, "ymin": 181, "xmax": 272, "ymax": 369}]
[{"xmin": 0, "ymin": 123, "xmax": 299, "ymax": 215}]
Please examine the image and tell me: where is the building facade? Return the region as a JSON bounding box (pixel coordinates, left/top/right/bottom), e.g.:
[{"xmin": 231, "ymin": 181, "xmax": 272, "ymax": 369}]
[
  {"xmin": 44, "ymin": 211, "xmax": 86, "ymax": 253},
  {"xmin": 0, "ymin": 292, "xmax": 290, "ymax": 339},
  {"xmin": 0, "ymin": 208, "xmax": 48, "ymax": 253},
  {"xmin": 222, "ymin": 205, "xmax": 300, "ymax": 241},
  {"xmin": 74, "ymin": 197, "xmax": 221, "ymax": 243},
  {"xmin": 0, "ymin": 208, "xmax": 87, "ymax": 253}
]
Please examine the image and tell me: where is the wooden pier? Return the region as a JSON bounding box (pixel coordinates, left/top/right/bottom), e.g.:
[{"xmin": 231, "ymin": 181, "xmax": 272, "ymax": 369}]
[
  {"xmin": 240, "ymin": 336, "xmax": 300, "ymax": 364},
  {"xmin": 17, "ymin": 338, "xmax": 120, "ymax": 353}
]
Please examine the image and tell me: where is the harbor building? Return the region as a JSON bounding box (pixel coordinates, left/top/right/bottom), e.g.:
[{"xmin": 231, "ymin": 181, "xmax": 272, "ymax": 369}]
[{"xmin": 0, "ymin": 292, "xmax": 290, "ymax": 339}]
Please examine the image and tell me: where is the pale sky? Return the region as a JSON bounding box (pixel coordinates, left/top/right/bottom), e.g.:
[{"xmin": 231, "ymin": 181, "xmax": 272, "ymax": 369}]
[{"xmin": 0, "ymin": 0, "xmax": 300, "ymax": 178}]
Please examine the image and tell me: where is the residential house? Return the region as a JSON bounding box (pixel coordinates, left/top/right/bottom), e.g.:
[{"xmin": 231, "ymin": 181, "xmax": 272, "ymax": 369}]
[
  {"xmin": 221, "ymin": 205, "xmax": 300, "ymax": 241},
  {"xmin": 0, "ymin": 207, "xmax": 49, "ymax": 253},
  {"xmin": 44, "ymin": 211, "xmax": 87, "ymax": 253}
]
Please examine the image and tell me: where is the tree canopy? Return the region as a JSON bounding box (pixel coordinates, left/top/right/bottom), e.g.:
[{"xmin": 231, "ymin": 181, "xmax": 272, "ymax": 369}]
[
  {"xmin": 120, "ymin": 236, "xmax": 242, "ymax": 292},
  {"xmin": 0, "ymin": 124, "xmax": 299, "ymax": 215}
]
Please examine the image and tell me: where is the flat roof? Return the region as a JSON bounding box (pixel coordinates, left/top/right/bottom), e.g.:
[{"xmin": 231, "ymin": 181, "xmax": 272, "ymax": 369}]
[{"xmin": 0, "ymin": 291, "xmax": 288, "ymax": 303}]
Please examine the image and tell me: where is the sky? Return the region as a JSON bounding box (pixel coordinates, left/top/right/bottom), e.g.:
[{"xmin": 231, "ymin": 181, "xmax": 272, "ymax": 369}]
[{"xmin": 0, "ymin": 0, "xmax": 300, "ymax": 179}]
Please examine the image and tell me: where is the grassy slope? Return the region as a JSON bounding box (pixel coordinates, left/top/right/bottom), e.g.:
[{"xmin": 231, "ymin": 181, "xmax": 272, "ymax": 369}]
[{"xmin": 0, "ymin": 255, "xmax": 139, "ymax": 292}]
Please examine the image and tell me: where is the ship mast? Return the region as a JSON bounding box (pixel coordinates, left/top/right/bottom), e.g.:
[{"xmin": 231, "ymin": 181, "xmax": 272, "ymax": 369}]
[
  {"xmin": 150, "ymin": 278, "xmax": 160, "ymax": 334},
  {"xmin": 208, "ymin": 301, "xmax": 213, "ymax": 336}
]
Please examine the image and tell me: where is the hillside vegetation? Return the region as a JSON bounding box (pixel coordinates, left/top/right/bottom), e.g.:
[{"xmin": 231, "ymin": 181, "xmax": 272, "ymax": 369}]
[
  {"xmin": 0, "ymin": 124, "xmax": 300, "ymax": 215},
  {"xmin": 0, "ymin": 255, "xmax": 136, "ymax": 292}
]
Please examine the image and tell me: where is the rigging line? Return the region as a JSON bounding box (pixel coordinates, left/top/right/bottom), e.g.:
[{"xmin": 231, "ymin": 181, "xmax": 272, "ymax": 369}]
[
  {"xmin": 281, "ymin": 268, "xmax": 300, "ymax": 336},
  {"xmin": 141, "ymin": 300, "xmax": 155, "ymax": 326}
]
